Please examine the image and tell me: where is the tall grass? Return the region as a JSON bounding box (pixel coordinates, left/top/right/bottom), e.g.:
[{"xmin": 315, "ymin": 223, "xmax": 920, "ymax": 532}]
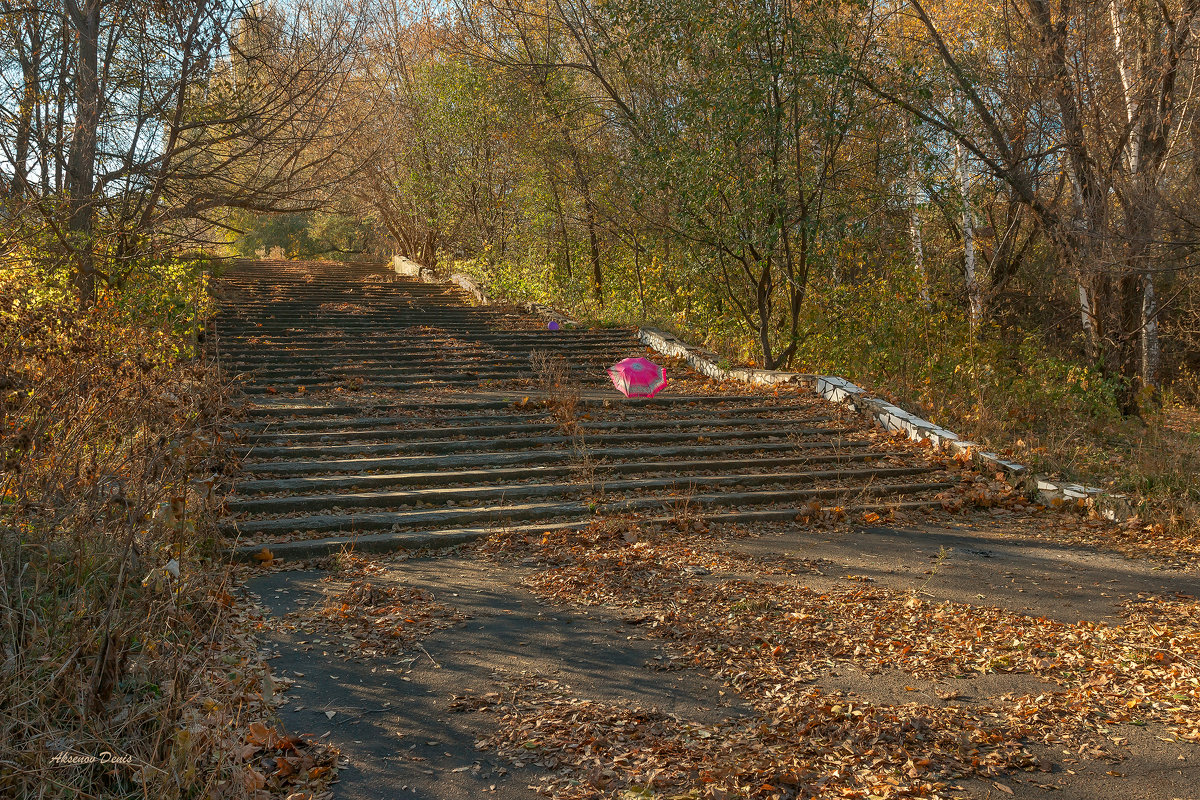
[{"xmin": 0, "ymin": 262, "xmax": 259, "ymax": 798}]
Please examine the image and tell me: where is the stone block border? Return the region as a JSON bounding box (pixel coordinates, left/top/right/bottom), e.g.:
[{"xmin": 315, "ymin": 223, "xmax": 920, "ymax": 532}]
[
  {"xmin": 636, "ymin": 327, "xmax": 1131, "ymax": 521},
  {"xmin": 389, "ymin": 256, "xmax": 1128, "ymax": 520}
]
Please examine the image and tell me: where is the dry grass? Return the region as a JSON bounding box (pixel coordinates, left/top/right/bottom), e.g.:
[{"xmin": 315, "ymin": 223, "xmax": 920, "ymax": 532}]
[
  {"xmin": 529, "ymin": 349, "xmax": 580, "ymax": 431},
  {"xmin": 0, "ymin": 276, "xmax": 309, "ymax": 799},
  {"xmin": 951, "ymin": 398, "xmax": 1200, "ymax": 536},
  {"xmin": 852, "ymin": 361, "xmax": 1200, "ymax": 539},
  {"xmin": 528, "ymin": 350, "xmax": 608, "ymax": 503}
]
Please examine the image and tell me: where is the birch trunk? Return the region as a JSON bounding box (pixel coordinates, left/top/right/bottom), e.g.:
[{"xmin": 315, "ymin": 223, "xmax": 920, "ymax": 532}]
[
  {"xmin": 955, "ymin": 137, "xmax": 981, "ymax": 330},
  {"xmin": 909, "ymin": 167, "xmax": 929, "ymax": 305},
  {"xmin": 1110, "ymin": 0, "xmax": 1162, "ymax": 392},
  {"xmin": 1141, "ymin": 272, "xmax": 1160, "ymax": 390},
  {"xmin": 905, "ymin": 119, "xmax": 930, "ymax": 306}
]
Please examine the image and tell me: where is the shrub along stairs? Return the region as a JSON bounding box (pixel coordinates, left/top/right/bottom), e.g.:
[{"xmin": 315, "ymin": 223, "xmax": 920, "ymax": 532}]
[{"xmin": 215, "ymin": 260, "xmax": 959, "ymax": 560}]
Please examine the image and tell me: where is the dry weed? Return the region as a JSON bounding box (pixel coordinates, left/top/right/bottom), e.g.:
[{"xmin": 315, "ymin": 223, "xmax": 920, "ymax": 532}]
[
  {"xmin": 0, "ymin": 276, "xmax": 307, "ymax": 799},
  {"xmin": 529, "ymin": 349, "xmax": 580, "ymax": 431}
]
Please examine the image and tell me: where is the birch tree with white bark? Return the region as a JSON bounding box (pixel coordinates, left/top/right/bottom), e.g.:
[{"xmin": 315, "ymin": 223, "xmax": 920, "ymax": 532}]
[{"xmin": 862, "ymin": 0, "xmax": 1200, "ymax": 411}]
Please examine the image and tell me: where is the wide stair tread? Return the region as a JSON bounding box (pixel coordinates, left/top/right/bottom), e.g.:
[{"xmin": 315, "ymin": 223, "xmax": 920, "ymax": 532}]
[{"xmin": 214, "ymin": 260, "xmax": 952, "ymax": 556}]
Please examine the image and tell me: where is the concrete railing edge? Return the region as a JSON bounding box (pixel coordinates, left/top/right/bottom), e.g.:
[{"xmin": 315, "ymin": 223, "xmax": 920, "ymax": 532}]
[
  {"xmin": 637, "ymin": 326, "xmax": 1131, "ymax": 521},
  {"xmin": 386, "ymin": 255, "xmax": 1130, "ymax": 520}
]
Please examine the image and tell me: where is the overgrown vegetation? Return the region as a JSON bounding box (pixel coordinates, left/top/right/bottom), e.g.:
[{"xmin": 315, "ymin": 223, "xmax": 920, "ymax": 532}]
[{"xmin": 0, "ymin": 263, "xmax": 291, "ymax": 798}]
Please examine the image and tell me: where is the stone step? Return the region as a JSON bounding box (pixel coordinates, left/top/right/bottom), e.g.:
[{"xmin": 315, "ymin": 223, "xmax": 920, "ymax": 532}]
[
  {"xmin": 241, "ymin": 399, "xmax": 520, "ymax": 417},
  {"xmin": 231, "ymin": 368, "xmax": 600, "ymax": 387},
  {"xmin": 215, "ymin": 329, "xmax": 629, "ymax": 339},
  {"xmin": 237, "ymin": 376, "xmax": 523, "ymax": 393},
  {"xmin": 219, "ymin": 342, "xmax": 635, "ymax": 359},
  {"xmin": 221, "ymin": 480, "xmax": 952, "ymax": 536},
  {"xmin": 235, "ymin": 425, "xmax": 855, "ymax": 460},
  {"xmin": 220, "ymin": 349, "xmax": 640, "ymax": 366},
  {"xmin": 216, "ymin": 316, "xmax": 623, "ymax": 329},
  {"xmin": 220, "ymin": 332, "xmax": 627, "ymax": 342},
  {"xmin": 236, "ymin": 394, "xmax": 823, "ymax": 419},
  {"xmin": 228, "ymin": 403, "xmax": 830, "ymax": 432},
  {"xmin": 226, "ymin": 466, "xmax": 937, "ymax": 515},
  {"xmin": 216, "ymin": 337, "xmax": 635, "ymax": 351},
  {"xmin": 220, "ymin": 345, "xmax": 637, "ymax": 360},
  {"xmin": 239, "ymin": 439, "xmax": 874, "ymax": 476},
  {"xmin": 226, "ymin": 499, "xmax": 942, "ymax": 560},
  {"xmin": 214, "ymin": 319, "xmax": 628, "ymax": 332},
  {"xmin": 227, "ymin": 521, "xmax": 587, "ymax": 560},
  {"xmin": 228, "ymin": 360, "xmax": 626, "ymax": 379},
  {"xmin": 230, "ymin": 451, "xmax": 896, "ymax": 494},
  {"xmin": 237, "ymin": 416, "xmax": 833, "ymax": 444},
  {"xmin": 216, "ymin": 284, "xmax": 454, "ymax": 292}
]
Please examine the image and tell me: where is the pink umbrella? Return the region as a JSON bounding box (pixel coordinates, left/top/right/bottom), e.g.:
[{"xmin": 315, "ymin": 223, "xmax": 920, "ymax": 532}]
[{"xmin": 607, "ymin": 357, "xmax": 668, "ymax": 398}]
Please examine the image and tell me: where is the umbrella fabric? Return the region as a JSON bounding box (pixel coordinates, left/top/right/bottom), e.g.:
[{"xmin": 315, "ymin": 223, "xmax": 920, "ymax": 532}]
[
  {"xmin": 607, "ymin": 357, "xmax": 667, "ymax": 398},
  {"xmin": 547, "ymin": 320, "xmax": 560, "ymax": 330}
]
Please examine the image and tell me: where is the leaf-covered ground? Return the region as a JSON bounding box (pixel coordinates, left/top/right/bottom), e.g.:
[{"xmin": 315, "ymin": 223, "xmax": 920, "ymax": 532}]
[
  {"xmin": 280, "ymin": 569, "xmax": 471, "ymax": 659},
  {"xmin": 230, "ymin": 506, "xmax": 1200, "ymax": 800},
  {"xmin": 453, "ymin": 517, "xmax": 1200, "ymax": 799}
]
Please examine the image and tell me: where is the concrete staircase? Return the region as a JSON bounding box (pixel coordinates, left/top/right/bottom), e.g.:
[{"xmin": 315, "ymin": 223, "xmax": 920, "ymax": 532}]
[{"xmin": 215, "ymin": 260, "xmax": 956, "ymax": 559}]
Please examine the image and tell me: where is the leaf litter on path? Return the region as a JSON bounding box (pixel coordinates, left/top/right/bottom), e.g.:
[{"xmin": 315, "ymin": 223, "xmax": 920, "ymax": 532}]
[
  {"xmin": 281, "ymin": 577, "xmax": 469, "ymax": 660},
  {"xmin": 457, "ymin": 517, "xmax": 1200, "ymax": 799}
]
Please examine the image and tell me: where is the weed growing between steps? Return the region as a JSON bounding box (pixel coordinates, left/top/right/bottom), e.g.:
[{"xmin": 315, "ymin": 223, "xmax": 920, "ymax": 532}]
[
  {"xmin": 447, "ymin": 259, "xmax": 1200, "ymax": 539},
  {"xmin": 527, "ymin": 350, "xmax": 613, "ymax": 505},
  {"xmin": 465, "ymin": 516, "xmax": 1200, "ymax": 799},
  {"xmin": 529, "ymin": 349, "xmax": 582, "ymax": 433},
  {"xmin": 0, "ymin": 271, "xmax": 336, "ymax": 799}
]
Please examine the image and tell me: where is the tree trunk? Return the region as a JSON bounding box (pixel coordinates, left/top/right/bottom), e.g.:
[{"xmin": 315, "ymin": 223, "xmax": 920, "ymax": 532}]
[
  {"xmin": 586, "ymin": 201, "xmax": 603, "ymax": 307},
  {"xmin": 11, "ymin": 32, "xmax": 38, "ymax": 197},
  {"xmin": 545, "ymin": 167, "xmax": 572, "ymax": 279},
  {"xmin": 1076, "ymin": 281, "xmax": 1100, "ymax": 359},
  {"xmin": 632, "ymin": 237, "xmax": 646, "ymax": 319},
  {"xmin": 564, "ymin": 136, "xmax": 602, "ymax": 307},
  {"xmin": 1117, "ymin": 271, "xmax": 1144, "ymax": 415},
  {"xmin": 906, "ymin": 120, "xmax": 929, "ymax": 306},
  {"xmin": 1141, "ymin": 272, "xmax": 1159, "ymax": 392},
  {"xmin": 755, "ymin": 254, "xmax": 777, "ymax": 368},
  {"xmin": 956, "ymin": 138, "xmax": 981, "ymax": 330},
  {"xmin": 52, "ymin": 20, "xmax": 71, "ymax": 194},
  {"xmin": 65, "ymin": 0, "xmax": 102, "ymax": 306}
]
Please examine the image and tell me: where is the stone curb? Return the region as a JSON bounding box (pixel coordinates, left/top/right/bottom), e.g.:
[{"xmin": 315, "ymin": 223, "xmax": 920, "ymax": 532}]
[
  {"xmin": 391, "ymin": 256, "xmax": 580, "ymax": 327},
  {"xmin": 637, "ymin": 327, "xmax": 1131, "ymax": 521},
  {"xmin": 380, "ymin": 263, "xmax": 1128, "ymax": 521}
]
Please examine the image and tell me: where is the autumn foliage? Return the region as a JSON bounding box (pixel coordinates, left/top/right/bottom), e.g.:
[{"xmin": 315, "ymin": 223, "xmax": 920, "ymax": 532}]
[{"xmin": 0, "ymin": 266, "xmax": 282, "ymax": 798}]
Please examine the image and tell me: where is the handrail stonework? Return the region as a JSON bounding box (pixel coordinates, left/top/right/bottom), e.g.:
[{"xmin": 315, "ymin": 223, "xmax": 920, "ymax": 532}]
[{"xmin": 390, "ymin": 254, "xmax": 1130, "ymax": 521}]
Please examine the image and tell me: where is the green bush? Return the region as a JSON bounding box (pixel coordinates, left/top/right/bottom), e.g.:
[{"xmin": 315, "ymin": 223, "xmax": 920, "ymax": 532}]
[{"xmin": 792, "ymin": 273, "xmax": 1124, "ymax": 434}]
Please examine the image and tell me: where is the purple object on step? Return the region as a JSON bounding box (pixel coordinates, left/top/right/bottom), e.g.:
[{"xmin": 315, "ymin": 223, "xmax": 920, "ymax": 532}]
[{"xmin": 547, "ymin": 320, "xmax": 560, "ymax": 330}]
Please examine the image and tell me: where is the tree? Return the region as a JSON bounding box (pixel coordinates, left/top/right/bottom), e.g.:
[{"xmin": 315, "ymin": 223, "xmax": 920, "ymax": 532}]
[
  {"xmin": 453, "ymin": 0, "xmax": 879, "ymax": 368},
  {"xmin": 861, "ymin": 0, "xmax": 1200, "ymax": 409},
  {"xmin": 0, "ymin": 0, "xmax": 366, "ymax": 302}
]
